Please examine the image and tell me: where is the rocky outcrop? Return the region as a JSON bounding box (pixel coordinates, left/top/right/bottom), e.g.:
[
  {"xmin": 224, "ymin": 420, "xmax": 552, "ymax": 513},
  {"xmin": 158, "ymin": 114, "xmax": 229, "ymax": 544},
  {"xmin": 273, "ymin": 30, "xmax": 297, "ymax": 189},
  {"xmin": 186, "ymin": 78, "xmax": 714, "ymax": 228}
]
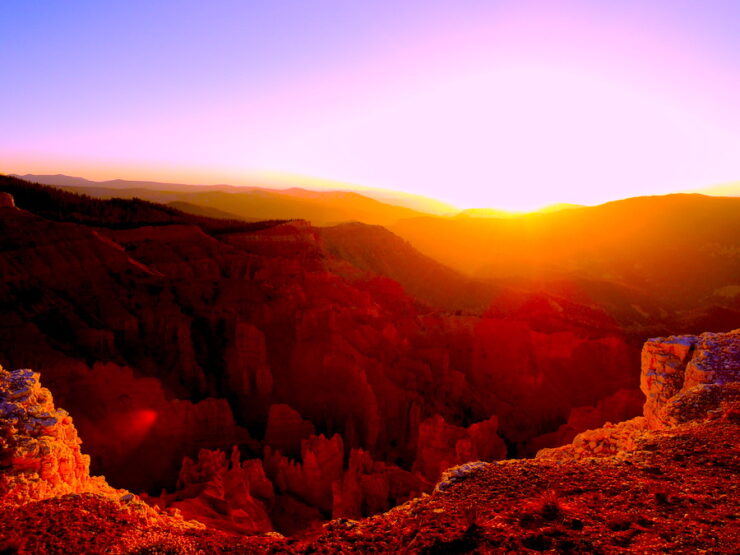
[
  {"xmin": 0, "ymin": 364, "xmax": 239, "ymax": 553},
  {"xmin": 157, "ymin": 434, "xmax": 427, "ymax": 535},
  {"xmin": 144, "ymin": 446, "xmax": 275, "ymax": 535},
  {"xmin": 640, "ymin": 334, "xmax": 697, "ymax": 425},
  {"xmin": 0, "ymin": 192, "xmax": 15, "ymax": 209},
  {"xmin": 538, "ymin": 329, "xmax": 740, "ymax": 461},
  {"xmin": 331, "ymin": 448, "xmax": 425, "ymax": 521},
  {"xmin": 265, "ymin": 434, "xmax": 345, "ymax": 516},
  {"xmin": 0, "ymin": 366, "xmax": 117, "ymax": 503},
  {"xmin": 641, "ymin": 330, "xmax": 740, "ymax": 428}
]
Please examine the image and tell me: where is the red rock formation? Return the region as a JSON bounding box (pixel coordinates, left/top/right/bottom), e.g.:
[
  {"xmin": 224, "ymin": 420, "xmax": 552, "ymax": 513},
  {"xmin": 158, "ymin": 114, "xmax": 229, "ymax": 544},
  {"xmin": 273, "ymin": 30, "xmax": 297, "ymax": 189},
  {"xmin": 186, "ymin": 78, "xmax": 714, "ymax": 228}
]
[
  {"xmin": 641, "ymin": 334, "xmax": 697, "ymax": 425},
  {"xmin": 264, "ymin": 404, "xmax": 315, "ymax": 459},
  {"xmin": 0, "ymin": 192, "xmax": 15, "ymax": 209},
  {"xmin": 225, "ymin": 321, "xmax": 273, "ymax": 401},
  {"xmin": 524, "ymin": 388, "xmax": 644, "ymax": 454},
  {"xmin": 641, "ymin": 330, "xmax": 740, "ymax": 428},
  {"xmin": 332, "ymin": 448, "xmax": 425, "ymax": 520},
  {"xmin": 145, "ymin": 446, "xmax": 274, "ymax": 535},
  {"xmin": 159, "ymin": 436, "xmax": 428, "ymax": 534},
  {"xmin": 0, "ymin": 365, "xmax": 237, "ymax": 553},
  {"xmin": 413, "ymin": 414, "xmax": 506, "ymax": 482},
  {"xmin": 0, "ymin": 365, "xmax": 119, "ymax": 503},
  {"xmin": 264, "ymin": 434, "xmax": 344, "ymax": 514},
  {"xmin": 538, "ymin": 329, "xmax": 740, "ymax": 461}
]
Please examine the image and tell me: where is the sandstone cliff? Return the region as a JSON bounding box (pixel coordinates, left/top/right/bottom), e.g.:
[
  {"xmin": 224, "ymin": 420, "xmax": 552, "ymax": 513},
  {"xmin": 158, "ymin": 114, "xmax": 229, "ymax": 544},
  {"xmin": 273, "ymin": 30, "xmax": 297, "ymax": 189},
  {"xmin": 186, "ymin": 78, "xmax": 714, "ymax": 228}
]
[
  {"xmin": 537, "ymin": 329, "xmax": 739, "ymax": 461},
  {"xmin": 0, "ymin": 365, "xmax": 115, "ymax": 503}
]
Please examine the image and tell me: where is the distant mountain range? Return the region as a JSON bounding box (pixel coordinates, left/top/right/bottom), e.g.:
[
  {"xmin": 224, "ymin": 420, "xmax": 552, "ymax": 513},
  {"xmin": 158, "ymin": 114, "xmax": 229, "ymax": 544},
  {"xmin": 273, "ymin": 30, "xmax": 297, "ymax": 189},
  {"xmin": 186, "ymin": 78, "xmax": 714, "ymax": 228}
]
[
  {"xmin": 13, "ymin": 174, "xmax": 585, "ymax": 224},
  {"xmin": 12, "ymin": 173, "xmax": 432, "ymax": 226}
]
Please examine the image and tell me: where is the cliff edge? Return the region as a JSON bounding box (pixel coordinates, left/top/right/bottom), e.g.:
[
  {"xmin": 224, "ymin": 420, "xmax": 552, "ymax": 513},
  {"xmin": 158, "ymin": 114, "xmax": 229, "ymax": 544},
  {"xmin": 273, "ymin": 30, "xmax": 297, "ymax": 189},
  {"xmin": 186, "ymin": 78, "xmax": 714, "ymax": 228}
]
[
  {"xmin": 0, "ymin": 367, "xmax": 117, "ymax": 503},
  {"xmin": 0, "ymin": 365, "xmax": 255, "ymax": 553}
]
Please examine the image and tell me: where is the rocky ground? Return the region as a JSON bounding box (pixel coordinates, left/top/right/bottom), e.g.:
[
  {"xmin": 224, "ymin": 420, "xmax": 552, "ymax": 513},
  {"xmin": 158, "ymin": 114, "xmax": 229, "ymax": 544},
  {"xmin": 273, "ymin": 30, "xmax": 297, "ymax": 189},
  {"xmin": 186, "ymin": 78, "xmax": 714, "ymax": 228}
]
[
  {"xmin": 299, "ymin": 413, "xmax": 739, "ymax": 553},
  {"xmin": 1, "ymin": 407, "xmax": 737, "ymax": 553},
  {"xmin": 0, "ymin": 330, "xmax": 737, "ymax": 553}
]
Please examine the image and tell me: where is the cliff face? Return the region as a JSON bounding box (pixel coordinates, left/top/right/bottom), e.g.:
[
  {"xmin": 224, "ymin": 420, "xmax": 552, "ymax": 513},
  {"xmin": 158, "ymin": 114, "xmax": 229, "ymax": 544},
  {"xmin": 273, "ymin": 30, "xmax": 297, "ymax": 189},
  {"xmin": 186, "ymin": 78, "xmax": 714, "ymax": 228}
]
[
  {"xmin": 0, "ymin": 365, "xmax": 252, "ymax": 553},
  {"xmin": 641, "ymin": 331, "xmax": 740, "ymax": 427},
  {"xmin": 0, "ymin": 366, "xmax": 115, "ymax": 503},
  {"xmin": 0, "ymin": 193, "xmax": 15, "ymax": 209}
]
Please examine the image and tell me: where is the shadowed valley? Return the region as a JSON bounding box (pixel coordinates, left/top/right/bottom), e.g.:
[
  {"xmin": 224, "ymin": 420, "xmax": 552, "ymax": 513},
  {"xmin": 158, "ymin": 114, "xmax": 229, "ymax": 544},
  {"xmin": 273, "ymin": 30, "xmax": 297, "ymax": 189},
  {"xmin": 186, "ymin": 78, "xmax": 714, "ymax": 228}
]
[{"xmin": 0, "ymin": 175, "xmax": 738, "ymax": 548}]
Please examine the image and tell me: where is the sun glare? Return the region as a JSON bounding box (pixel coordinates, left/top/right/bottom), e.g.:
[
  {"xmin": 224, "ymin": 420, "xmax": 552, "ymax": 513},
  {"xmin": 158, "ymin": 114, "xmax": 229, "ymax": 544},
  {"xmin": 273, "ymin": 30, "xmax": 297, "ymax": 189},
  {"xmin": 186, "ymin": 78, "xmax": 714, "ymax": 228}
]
[{"xmin": 2, "ymin": 2, "xmax": 738, "ymax": 208}]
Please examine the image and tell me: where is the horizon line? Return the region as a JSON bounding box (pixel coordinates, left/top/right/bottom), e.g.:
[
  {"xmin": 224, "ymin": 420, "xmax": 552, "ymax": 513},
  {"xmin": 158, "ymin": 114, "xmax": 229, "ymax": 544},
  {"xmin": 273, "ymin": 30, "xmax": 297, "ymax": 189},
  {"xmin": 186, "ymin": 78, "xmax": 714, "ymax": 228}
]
[{"xmin": 5, "ymin": 169, "xmax": 740, "ymax": 216}]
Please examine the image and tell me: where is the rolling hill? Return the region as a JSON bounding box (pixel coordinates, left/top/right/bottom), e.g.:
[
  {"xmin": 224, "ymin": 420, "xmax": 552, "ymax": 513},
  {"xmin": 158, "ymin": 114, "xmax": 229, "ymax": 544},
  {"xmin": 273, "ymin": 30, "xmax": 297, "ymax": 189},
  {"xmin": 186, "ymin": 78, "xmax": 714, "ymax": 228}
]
[{"xmin": 14, "ymin": 174, "xmax": 428, "ymax": 226}]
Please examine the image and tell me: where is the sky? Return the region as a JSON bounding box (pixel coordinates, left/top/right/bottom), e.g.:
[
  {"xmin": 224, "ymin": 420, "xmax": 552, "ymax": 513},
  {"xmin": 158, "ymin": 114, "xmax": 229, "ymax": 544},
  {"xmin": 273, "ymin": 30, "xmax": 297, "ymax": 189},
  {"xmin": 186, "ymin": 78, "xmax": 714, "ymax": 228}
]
[{"xmin": 1, "ymin": 0, "xmax": 739, "ymax": 210}]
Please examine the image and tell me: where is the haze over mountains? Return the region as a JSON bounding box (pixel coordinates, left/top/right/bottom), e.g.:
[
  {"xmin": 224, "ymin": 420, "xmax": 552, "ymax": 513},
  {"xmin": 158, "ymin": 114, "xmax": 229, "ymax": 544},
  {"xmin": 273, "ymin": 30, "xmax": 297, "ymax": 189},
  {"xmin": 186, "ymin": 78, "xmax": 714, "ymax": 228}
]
[
  {"xmin": 15, "ymin": 173, "xmax": 740, "ymax": 331},
  {"xmin": 13, "ymin": 174, "xmax": 451, "ymax": 225}
]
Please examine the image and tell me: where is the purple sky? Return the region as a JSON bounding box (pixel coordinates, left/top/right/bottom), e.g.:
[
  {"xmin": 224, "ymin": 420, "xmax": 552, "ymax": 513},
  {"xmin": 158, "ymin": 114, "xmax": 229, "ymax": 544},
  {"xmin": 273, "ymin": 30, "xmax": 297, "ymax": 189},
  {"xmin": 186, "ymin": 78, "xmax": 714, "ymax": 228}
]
[{"xmin": 1, "ymin": 0, "xmax": 738, "ymax": 209}]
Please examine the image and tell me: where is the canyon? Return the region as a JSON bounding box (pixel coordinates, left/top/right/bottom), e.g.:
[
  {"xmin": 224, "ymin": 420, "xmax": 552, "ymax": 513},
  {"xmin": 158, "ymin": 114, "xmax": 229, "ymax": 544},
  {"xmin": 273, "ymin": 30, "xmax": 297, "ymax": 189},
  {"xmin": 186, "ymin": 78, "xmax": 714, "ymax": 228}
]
[
  {"xmin": 1, "ymin": 329, "xmax": 737, "ymax": 552},
  {"xmin": 0, "ymin": 175, "xmax": 738, "ymax": 545}
]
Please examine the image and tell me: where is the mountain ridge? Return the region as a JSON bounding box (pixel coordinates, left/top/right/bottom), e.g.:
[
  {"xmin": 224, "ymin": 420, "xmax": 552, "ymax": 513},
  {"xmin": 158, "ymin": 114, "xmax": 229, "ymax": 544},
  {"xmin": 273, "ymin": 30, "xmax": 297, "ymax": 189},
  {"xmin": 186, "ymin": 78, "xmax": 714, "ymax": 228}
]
[{"xmin": 11, "ymin": 174, "xmax": 431, "ymax": 226}]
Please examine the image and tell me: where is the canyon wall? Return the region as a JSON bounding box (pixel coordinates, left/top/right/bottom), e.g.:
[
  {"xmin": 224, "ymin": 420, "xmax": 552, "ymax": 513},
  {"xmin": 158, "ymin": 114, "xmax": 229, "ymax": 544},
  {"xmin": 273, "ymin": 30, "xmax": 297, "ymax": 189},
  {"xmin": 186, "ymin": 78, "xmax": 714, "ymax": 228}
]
[
  {"xmin": 538, "ymin": 329, "xmax": 740, "ymax": 461},
  {"xmin": 0, "ymin": 186, "xmax": 644, "ymax": 531}
]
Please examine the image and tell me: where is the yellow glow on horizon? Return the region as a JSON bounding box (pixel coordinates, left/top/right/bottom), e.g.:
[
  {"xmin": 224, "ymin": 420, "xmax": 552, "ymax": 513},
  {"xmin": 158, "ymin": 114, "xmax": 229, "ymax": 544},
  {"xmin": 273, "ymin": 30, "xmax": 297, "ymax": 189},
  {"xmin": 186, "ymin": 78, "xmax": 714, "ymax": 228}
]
[{"xmin": 2, "ymin": 153, "xmax": 738, "ymax": 214}]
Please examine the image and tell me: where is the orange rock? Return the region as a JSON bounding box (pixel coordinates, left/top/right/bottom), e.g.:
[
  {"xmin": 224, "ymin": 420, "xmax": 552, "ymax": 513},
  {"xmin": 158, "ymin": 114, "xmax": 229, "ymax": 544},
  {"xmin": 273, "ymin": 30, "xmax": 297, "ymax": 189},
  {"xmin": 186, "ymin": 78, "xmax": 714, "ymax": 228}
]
[
  {"xmin": 642, "ymin": 330, "xmax": 740, "ymax": 428},
  {"xmin": 539, "ymin": 329, "xmax": 740, "ymax": 460},
  {"xmin": 0, "ymin": 366, "xmax": 118, "ymax": 503}
]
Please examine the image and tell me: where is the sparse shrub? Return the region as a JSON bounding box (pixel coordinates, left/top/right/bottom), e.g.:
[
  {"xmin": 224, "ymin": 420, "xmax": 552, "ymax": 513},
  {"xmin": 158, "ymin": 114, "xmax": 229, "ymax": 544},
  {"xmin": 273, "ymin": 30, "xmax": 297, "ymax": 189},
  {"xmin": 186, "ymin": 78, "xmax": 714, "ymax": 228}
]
[
  {"xmin": 520, "ymin": 488, "xmax": 568, "ymax": 524},
  {"xmin": 536, "ymin": 489, "xmax": 563, "ymax": 520},
  {"xmin": 462, "ymin": 503, "xmax": 486, "ymax": 533}
]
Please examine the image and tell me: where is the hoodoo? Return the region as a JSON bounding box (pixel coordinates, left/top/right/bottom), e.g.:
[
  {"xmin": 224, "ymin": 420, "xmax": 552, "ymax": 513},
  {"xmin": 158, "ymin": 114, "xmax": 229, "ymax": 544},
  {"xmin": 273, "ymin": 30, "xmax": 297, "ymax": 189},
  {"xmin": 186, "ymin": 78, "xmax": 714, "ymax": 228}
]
[{"xmin": 1, "ymin": 329, "xmax": 737, "ymax": 552}]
